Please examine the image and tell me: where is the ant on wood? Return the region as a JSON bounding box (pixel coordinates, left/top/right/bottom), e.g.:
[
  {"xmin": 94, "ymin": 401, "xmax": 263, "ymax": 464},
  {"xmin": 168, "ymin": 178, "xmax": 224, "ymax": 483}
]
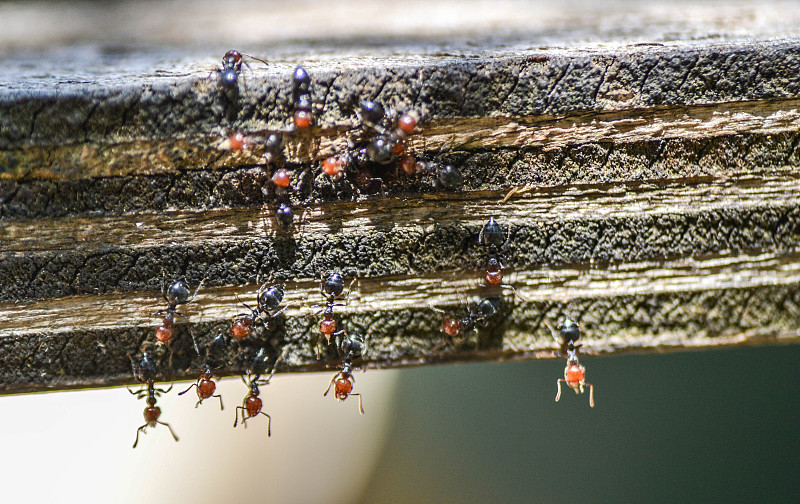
[
  {"xmin": 324, "ymin": 334, "xmax": 366, "ymax": 415},
  {"xmin": 128, "ymin": 352, "xmax": 179, "ymax": 448},
  {"xmin": 150, "ymin": 279, "xmax": 203, "ymax": 358},
  {"xmin": 429, "ymin": 297, "xmax": 500, "ymax": 350},
  {"xmin": 178, "ymin": 332, "xmax": 229, "ymax": 410},
  {"xmin": 231, "ymin": 279, "xmax": 287, "ymax": 340},
  {"xmin": 234, "ymin": 348, "xmax": 284, "ymax": 435},
  {"xmin": 312, "ymin": 271, "xmax": 357, "ymax": 359},
  {"xmin": 291, "ymin": 66, "xmax": 314, "ymax": 130},
  {"xmin": 553, "ymin": 317, "xmax": 595, "ymax": 407},
  {"xmin": 216, "ymin": 49, "xmax": 268, "ymax": 93},
  {"xmin": 478, "ymin": 217, "xmax": 523, "ymax": 299}
]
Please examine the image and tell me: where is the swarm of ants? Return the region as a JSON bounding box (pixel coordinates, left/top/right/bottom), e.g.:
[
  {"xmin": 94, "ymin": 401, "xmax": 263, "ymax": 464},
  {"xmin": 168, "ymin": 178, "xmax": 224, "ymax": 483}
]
[{"xmin": 121, "ymin": 51, "xmax": 598, "ymax": 449}]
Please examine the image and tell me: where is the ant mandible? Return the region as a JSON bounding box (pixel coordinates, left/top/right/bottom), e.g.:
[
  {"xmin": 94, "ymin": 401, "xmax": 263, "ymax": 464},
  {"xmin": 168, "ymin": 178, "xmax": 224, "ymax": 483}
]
[
  {"xmin": 178, "ymin": 332, "xmax": 229, "ymax": 409},
  {"xmin": 128, "ymin": 353, "xmax": 179, "ymax": 448},
  {"xmin": 553, "ymin": 317, "xmax": 595, "ymax": 408},
  {"xmin": 234, "ymin": 349, "xmax": 283, "ymax": 435},
  {"xmin": 151, "ymin": 279, "xmax": 203, "ymax": 357},
  {"xmin": 231, "ymin": 279, "xmax": 287, "ymax": 340},
  {"xmin": 313, "ymin": 272, "xmax": 356, "ymax": 359},
  {"xmin": 324, "ymin": 334, "xmax": 366, "ymax": 414}
]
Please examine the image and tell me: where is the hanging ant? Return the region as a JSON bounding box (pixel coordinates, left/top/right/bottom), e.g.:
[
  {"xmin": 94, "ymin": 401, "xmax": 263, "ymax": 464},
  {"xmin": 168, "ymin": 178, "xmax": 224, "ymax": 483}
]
[
  {"xmin": 128, "ymin": 353, "xmax": 179, "ymax": 448},
  {"xmin": 178, "ymin": 332, "xmax": 229, "ymax": 410},
  {"xmin": 312, "ymin": 271, "xmax": 357, "ymax": 359},
  {"xmin": 231, "ymin": 280, "xmax": 287, "ymax": 340},
  {"xmin": 234, "ymin": 348, "xmax": 283, "ymax": 435},
  {"xmin": 150, "ymin": 279, "xmax": 203, "ymax": 358},
  {"xmin": 324, "ymin": 334, "xmax": 366, "ymax": 414},
  {"xmin": 553, "ymin": 317, "xmax": 595, "ymax": 408},
  {"xmin": 429, "ymin": 297, "xmax": 500, "ymax": 349}
]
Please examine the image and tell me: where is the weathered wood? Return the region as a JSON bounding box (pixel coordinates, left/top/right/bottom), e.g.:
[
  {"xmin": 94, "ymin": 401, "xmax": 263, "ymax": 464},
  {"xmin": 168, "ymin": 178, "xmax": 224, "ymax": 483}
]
[{"xmin": 1, "ymin": 0, "xmax": 800, "ymax": 393}]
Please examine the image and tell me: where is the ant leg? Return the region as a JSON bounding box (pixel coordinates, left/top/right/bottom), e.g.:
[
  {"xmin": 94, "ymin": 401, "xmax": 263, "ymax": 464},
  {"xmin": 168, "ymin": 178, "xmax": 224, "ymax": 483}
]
[
  {"xmin": 195, "ymin": 399, "xmax": 203, "ymax": 408},
  {"xmin": 235, "ymin": 293, "xmax": 255, "ymax": 312},
  {"xmin": 214, "ymin": 394, "xmax": 224, "ymax": 410},
  {"xmin": 352, "ymin": 393, "xmax": 364, "ymax": 415},
  {"xmin": 157, "ymin": 420, "xmax": 179, "ymax": 442},
  {"xmin": 188, "ymin": 278, "xmax": 206, "ymax": 302},
  {"xmin": 323, "ymin": 373, "xmax": 340, "ymax": 397},
  {"xmin": 555, "ymin": 379, "xmax": 565, "ymax": 402},
  {"xmin": 260, "ymin": 353, "xmax": 283, "ymax": 385},
  {"xmin": 586, "ymin": 383, "xmax": 595, "ymax": 408},
  {"xmin": 133, "ymin": 424, "xmax": 147, "ymax": 449},
  {"xmin": 341, "ymin": 277, "xmax": 358, "ymax": 306},
  {"xmin": 501, "ymin": 283, "xmax": 527, "ymax": 302},
  {"xmin": 155, "ymin": 384, "xmax": 173, "ymax": 395},
  {"xmin": 178, "ymin": 382, "xmax": 198, "ymax": 396},
  {"xmin": 234, "ymin": 405, "xmax": 245, "ymax": 428},
  {"xmin": 259, "ymin": 412, "xmax": 272, "ymax": 436}
]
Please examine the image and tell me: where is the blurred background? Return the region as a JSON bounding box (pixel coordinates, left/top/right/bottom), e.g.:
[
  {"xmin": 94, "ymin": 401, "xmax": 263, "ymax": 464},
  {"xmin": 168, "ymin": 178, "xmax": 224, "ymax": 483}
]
[{"xmin": 0, "ymin": 344, "xmax": 797, "ymax": 503}]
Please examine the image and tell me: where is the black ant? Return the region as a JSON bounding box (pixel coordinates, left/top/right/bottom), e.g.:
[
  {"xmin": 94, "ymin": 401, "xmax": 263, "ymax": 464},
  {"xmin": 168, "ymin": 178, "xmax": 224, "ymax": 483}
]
[
  {"xmin": 291, "ymin": 66, "xmax": 313, "ymax": 130},
  {"xmin": 231, "ymin": 280, "xmax": 287, "ymax": 340},
  {"xmin": 553, "ymin": 317, "xmax": 595, "ymax": 407},
  {"xmin": 478, "ymin": 217, "xmax": 522, "ymax": 298},
  {"xmin": 128, "ymin": 353, "xmax": 179, "ymax": 448},
  {"xmin": 234, "ymin": 348, "xmax": 283, "ymax": 435},
  {"xmin": 324, "ymin": 334, "xmax": 366, "ymax": 414},
  {"xmin": 216, "ymin": 49, "xmax": 268, "ymax": 92},
  {"xmin": 429, "ymin": 297, "xmax": 500, "ymax": 349},
  {"xmin": 312, "ymin": 272, "xmax": 356, "ymax": 358},
  {"xmin": 151, "ymin": 279, "xmax": 203, "ymax": 357},
  {"xmin": 178, "ymin": 332, "xmax": 229, "ymax": 410}
]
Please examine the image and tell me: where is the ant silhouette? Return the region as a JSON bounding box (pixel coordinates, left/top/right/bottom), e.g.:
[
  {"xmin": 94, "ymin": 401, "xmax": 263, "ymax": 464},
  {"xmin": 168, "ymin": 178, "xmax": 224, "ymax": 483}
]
[{"xmin": 150, "ymin": 278, "xmax": 203, "ymax": 358}]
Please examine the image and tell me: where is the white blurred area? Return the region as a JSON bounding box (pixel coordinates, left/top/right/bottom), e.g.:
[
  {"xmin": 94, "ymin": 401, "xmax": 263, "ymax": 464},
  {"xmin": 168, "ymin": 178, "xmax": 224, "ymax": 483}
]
[{"xmin": 0, "ymin": 369, "xmax": 398, "ymax": 503}]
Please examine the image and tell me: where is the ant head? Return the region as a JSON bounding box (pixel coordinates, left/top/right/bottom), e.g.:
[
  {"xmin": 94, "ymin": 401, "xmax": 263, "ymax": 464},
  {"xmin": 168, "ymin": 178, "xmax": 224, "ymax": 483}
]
[
  {"xmin": 473, "ymin": 297, "xmax": 500, "ymax": 322},
  {"xmin": 248, "ymin": 348, "xmax": 270, "ymax": 377},
  {"xmin": 437, "ymin": 164, "xmax": 463, "ymax": 189},
  {"xmin": 323, "ymin": 272, "xmax": 345, "ymax": 297},
  {"xmin": 275, "ymin": 204, "xmax": 294, "ymax": 231},
  {"xmin": 293, "ymin": 66, "xmax": 311, "ymax": 95},
  {"xmin": 341, "ymin": 334, "xmax": 365, "ymax": 359},
  {"xmin": 167, "ymin": 280, "xmax": 191, "ymax": 304},
  {"xmin": 133, "ymin": 352, "xmax": 158, "ymax": 383},
  {"xmin": 367, "ymin": 136, "xmax": 395, "ymax": 164},
  {"xmin": 207, "ymin": 331, "xmax": 230, "ymax": 358},
  {"xmin": 264, "ymin": 133, "xmax": 283, "ymax": 157},
  {"xmin": 481, "ymin": 217, "xmax": 504, "ymax": 247},
  {"xmin": 558, "ymin": 317, "xmax": 581, "ymax": 345},
  {"xmin": 359, "ymin": 100, "xmax": 385, "ymax": 124},
  {"xmin": 259, "ymin": 284, "xmax": 285, "ymax": 311}
]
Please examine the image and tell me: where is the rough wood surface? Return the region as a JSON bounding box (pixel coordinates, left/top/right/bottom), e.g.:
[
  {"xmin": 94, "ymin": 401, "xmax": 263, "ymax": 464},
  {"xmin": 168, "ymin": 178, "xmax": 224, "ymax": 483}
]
[{"xmin": 1, "ymin": 0, "xmax": 799, "ymax": 393}]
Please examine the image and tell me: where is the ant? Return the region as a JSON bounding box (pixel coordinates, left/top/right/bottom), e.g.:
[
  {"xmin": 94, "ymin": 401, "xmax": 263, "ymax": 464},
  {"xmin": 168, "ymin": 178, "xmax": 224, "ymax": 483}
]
[
  {"xmin": 553, "ymin": 317, "xmax": 595, "ymax": 408},
  {"xmin": 178, "ymin": 332, "xmax": 229, "ymax": 409},
  {"xmin": 151, "ymin": 279, "xmax": 203, "ymax": 357},
  {"xmin": 429, "ymin": 297, "xmax": 500, "ymax": 349},
  {"xmin": 231, "ymin": 279, "xmax": 287, "ymax": 340},
  {"xmin": 324, "ymin": 334, "xmax": 366, "ymax": 414},
  {"xmin": 234, "ymin": 348, "xmax": 283, "ymax": 435},
  {"xmin": 216, "ymin": 49, "xmax": 268, "ymax": 93},
  {"xmin": 478, "ymin": 217, "xmax": 523, "ymax": 298},
  {"xmin": 291, "ymin": 66, "xmax": 313, "ymax": 130},
  {"xmin": 312, "ymin": 272, "xmax": 357, "ymax": 358},
  {"xmin": 128, "ymin": 353, "xmax": 179, "ymax": 448}
]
